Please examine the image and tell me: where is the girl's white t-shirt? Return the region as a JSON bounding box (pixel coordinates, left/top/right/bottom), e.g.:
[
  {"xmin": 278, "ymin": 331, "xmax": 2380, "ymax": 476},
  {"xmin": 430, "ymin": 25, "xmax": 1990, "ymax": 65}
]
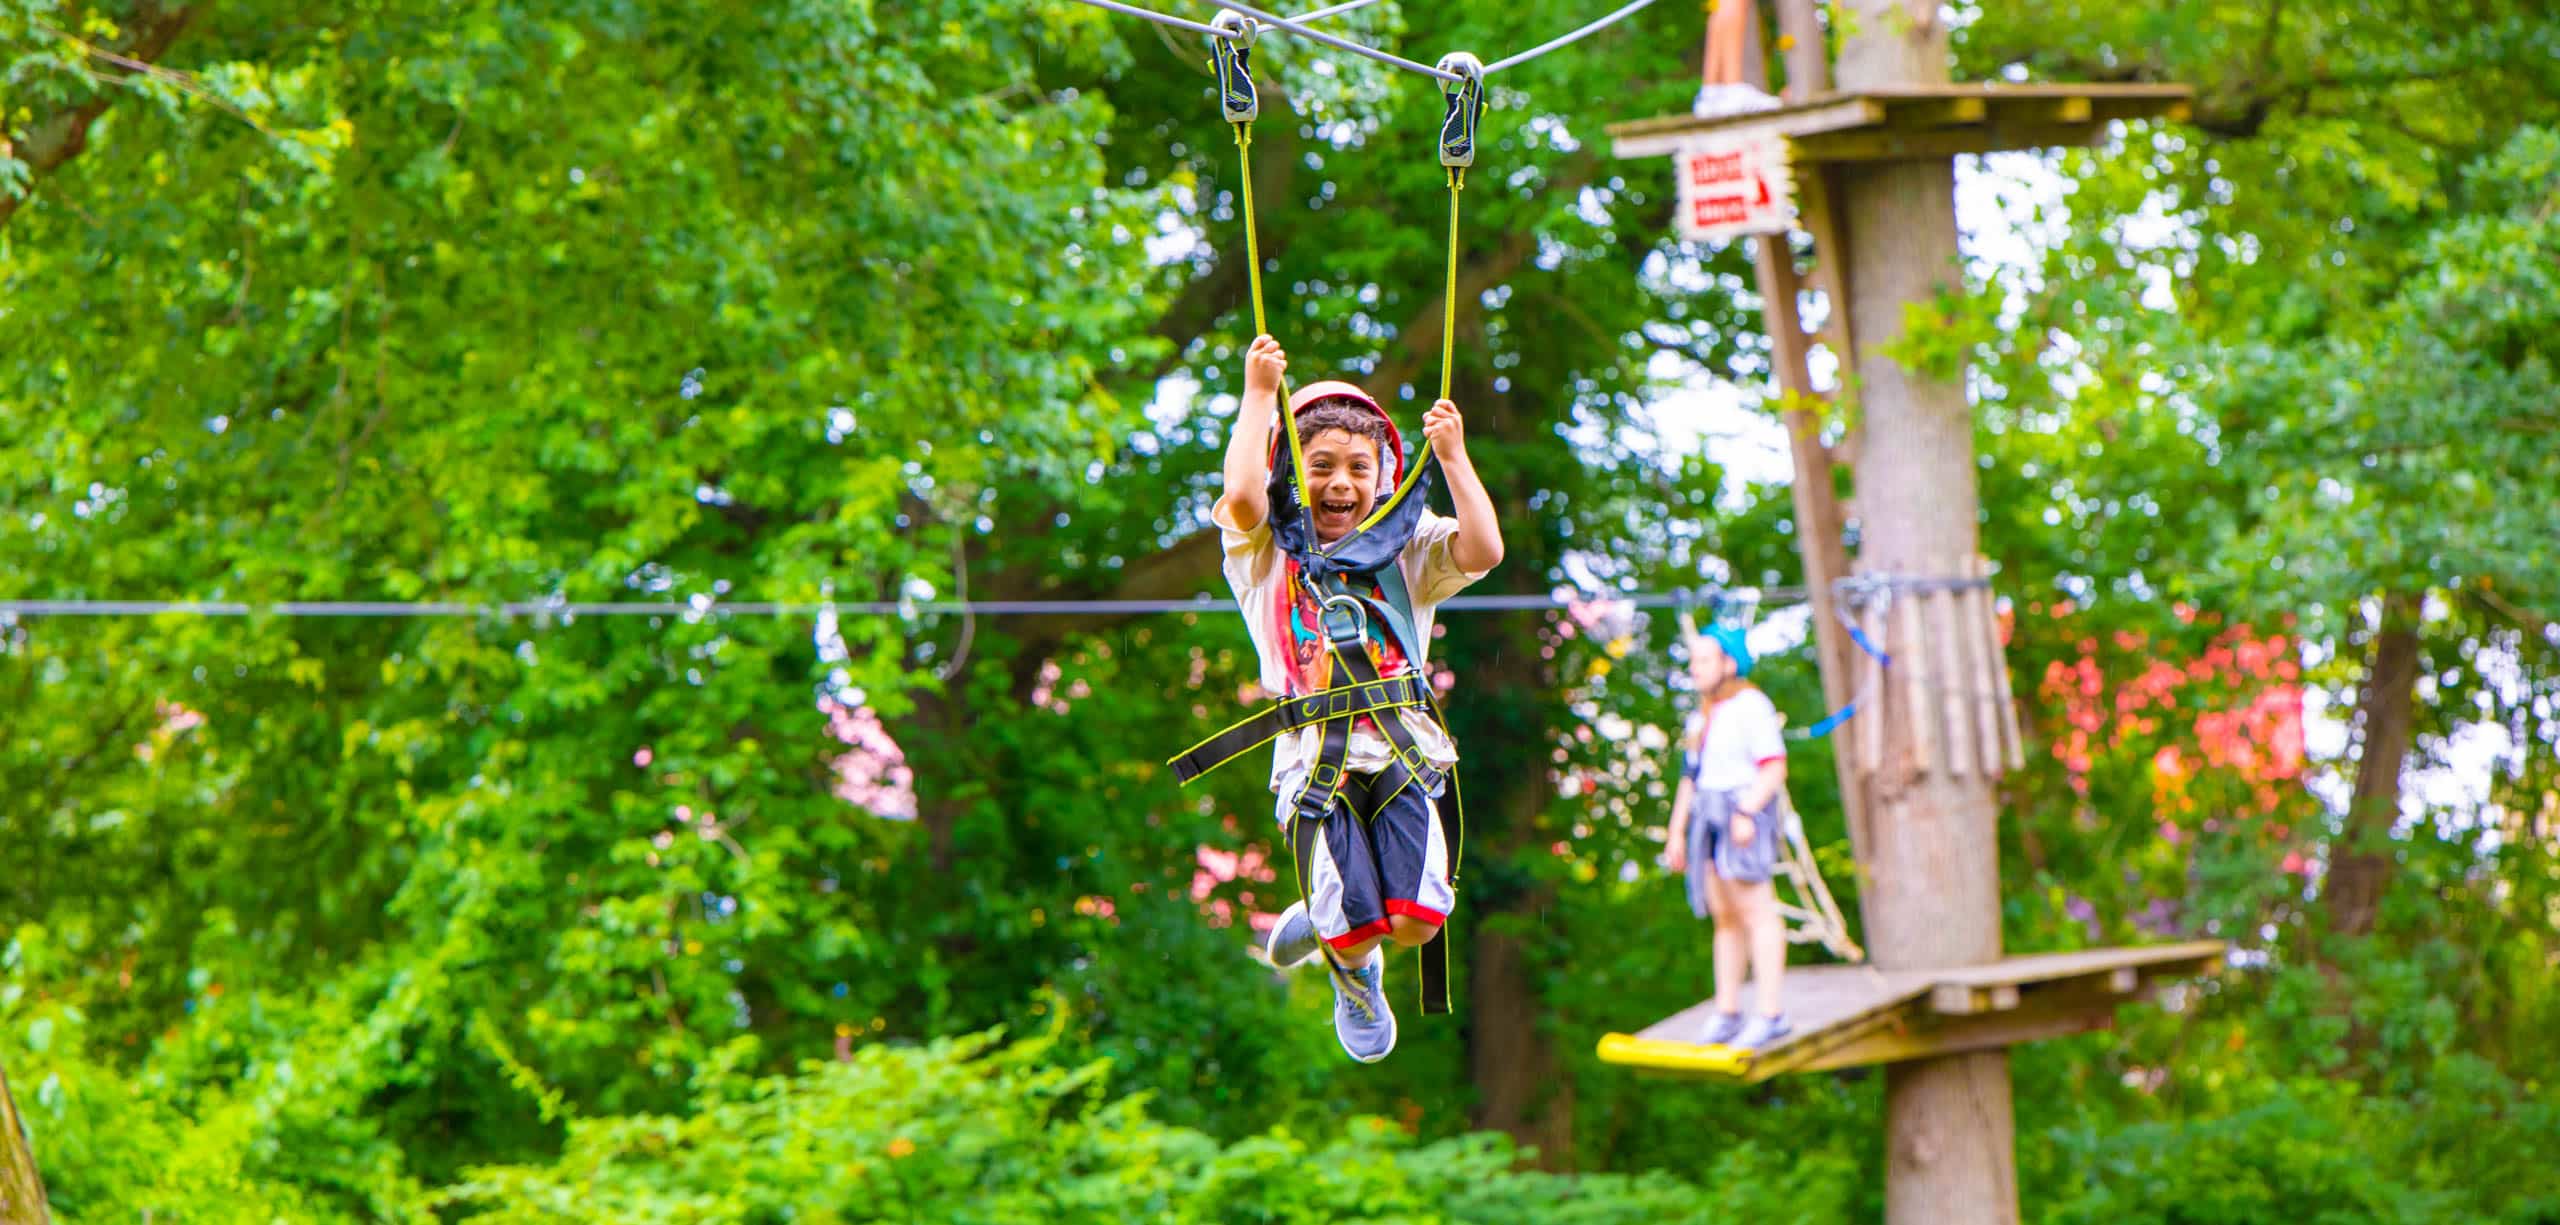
[
  {"xmin": 1683, "ymin": 687, "xmax": 1787, "ymax": 791},
  {"xmin": 1213, "ymin": 500, "xmax": 1487, "ymax": 796}
]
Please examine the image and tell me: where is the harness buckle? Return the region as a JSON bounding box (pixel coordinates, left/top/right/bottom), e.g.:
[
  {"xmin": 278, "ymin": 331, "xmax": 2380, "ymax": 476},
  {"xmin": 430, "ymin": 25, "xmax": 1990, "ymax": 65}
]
[{"xmin": 1317, "ymin": 591, "xmax": 1369, "ymax": 647}]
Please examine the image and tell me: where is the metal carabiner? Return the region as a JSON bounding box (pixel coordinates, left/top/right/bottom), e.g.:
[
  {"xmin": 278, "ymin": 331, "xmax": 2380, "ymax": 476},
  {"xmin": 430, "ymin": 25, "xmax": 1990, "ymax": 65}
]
[
  {"xmin": 1211, "ymin": 12, "xmax": 1260, "ymax": 123},
  {"xmin": 1316, "ymin": 590, "xmax": 1370, "ymax": 647},
  {"xmin": 1435, "ymin": 51, "xmax": 1486, "ymax": 169}
]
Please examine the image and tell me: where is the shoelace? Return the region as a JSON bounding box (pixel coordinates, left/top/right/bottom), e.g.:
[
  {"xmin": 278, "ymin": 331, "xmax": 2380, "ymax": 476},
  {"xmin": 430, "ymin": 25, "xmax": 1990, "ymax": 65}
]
[{"xmin": 1331, "ymin": 960, "xmax": 1379, "ymax": 1023}]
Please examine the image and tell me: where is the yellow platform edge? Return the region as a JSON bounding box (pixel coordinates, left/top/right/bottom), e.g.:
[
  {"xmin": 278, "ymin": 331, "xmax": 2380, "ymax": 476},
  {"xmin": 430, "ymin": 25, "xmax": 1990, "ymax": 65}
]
[{"xmin": 1596, "ymin": 1032, "xmax": 1749, "ymax": 1076}]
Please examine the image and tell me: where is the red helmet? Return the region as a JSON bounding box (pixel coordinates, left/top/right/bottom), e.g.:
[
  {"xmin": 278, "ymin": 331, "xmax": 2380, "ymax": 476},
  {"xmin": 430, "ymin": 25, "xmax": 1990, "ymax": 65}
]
[{"xmin": 1278, "ymin": 379, "xmax": 1407, "ymax": 484}]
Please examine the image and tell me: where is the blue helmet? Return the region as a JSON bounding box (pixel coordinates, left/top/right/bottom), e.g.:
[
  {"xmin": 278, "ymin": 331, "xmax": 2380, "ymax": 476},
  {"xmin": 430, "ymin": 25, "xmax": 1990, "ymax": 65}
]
[{"xmin": 1698, "ymin": 623, "xmax": 1754, "ymax": 679}]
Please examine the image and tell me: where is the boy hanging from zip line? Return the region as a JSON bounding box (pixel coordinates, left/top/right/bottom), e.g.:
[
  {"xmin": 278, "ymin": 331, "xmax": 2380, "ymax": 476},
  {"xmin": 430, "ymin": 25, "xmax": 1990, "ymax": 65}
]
[{"xmin": 1209, "ymin": 333, "xmax": 1505, "ymax": 1063}]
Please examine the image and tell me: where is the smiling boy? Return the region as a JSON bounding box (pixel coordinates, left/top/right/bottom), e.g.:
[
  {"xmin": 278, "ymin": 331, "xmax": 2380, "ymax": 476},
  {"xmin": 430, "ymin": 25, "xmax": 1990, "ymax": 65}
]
[{"xmin": 1209, "ymin": 333, "xmax": 1504, "ymax": 1062}]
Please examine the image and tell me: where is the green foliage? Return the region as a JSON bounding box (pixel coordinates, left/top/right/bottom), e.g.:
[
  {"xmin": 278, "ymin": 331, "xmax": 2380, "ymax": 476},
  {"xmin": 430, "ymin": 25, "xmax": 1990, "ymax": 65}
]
[
  {"xmin": 438, "ymin": 1025, "xmax": 1734, "ymax": 1225},
  {"xmin": 4, "ymin": 0, "xmax": 2560, "ymax": 1220}
]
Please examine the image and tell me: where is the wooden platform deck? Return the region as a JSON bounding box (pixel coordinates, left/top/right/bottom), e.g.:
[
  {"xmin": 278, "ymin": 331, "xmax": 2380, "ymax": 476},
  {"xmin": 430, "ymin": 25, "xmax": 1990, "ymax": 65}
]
[
  {"xmin": 1606, "ymin": 83, "xmax": 2195, "ymax": 162},
  {"xmin": 1596, "ymin": 940, "xmax": 2225, "ymax": 1082}
]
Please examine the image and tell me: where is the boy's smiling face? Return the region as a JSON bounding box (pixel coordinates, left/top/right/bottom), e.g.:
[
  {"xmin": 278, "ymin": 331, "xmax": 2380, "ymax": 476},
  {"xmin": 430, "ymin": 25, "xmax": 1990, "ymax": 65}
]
[{"xmin": 1303, "ymin": 428, "xmax": 1382, "ymax": 543}]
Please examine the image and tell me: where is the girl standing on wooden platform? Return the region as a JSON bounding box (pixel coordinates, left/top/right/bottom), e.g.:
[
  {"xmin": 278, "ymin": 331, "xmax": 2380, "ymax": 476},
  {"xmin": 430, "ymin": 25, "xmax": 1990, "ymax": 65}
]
[{"xmin": 1662, "ymin": 623, "xmax": 1793, "ymax": 1050}]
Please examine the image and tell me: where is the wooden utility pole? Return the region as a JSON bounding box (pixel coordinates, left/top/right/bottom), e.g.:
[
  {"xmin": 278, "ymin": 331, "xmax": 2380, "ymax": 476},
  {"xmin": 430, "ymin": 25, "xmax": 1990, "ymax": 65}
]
[
  {"xmin": 0, "ymin": 1064, "xmax": 50, "ymax": 1225},
  {"xmin": 1826, "ymin": 1, "xmax": 2017, "ymax": 1218}
]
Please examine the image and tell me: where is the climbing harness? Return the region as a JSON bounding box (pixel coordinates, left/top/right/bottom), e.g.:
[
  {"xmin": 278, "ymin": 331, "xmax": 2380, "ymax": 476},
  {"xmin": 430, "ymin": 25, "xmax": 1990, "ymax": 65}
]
[{"xmin": 1168, "ymin": 28, "xmax": 1487, "ymax": 1016}]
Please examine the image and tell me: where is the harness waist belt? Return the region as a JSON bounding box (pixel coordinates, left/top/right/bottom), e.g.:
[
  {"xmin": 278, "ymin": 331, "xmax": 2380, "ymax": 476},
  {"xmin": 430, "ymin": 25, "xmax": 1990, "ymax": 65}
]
[{"xmin": 1168, "ymin": 672, "xmax": 1435, "ymax": 785}]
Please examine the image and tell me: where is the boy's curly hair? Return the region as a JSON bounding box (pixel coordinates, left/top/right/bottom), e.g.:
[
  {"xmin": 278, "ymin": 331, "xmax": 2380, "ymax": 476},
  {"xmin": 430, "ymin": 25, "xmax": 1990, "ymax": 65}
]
[{"xmin": 1293, "ymin": 398, "xmax": 1395, "ymax": 468}]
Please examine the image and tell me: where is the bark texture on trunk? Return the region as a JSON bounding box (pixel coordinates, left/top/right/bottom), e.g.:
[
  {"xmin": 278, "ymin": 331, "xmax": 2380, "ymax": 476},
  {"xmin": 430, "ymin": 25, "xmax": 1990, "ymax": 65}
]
[
  {"xmin": 0, "ymin": 1064, "xmax": 50, "ymax": 1225},
  {"xmin": 2327, "ymin": 591, "xmax": 2423, "ymax": 939},
  {"xmin": 1830, "ymin": 3, "xmax": 2018, "ymax": 1220}
]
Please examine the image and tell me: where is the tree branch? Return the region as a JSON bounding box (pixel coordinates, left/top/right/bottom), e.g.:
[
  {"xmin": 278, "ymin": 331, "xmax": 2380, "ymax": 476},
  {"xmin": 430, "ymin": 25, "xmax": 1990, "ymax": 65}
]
[{"xmin": 1, "ymin": 2, "xmax": 201, "ymax": 231}]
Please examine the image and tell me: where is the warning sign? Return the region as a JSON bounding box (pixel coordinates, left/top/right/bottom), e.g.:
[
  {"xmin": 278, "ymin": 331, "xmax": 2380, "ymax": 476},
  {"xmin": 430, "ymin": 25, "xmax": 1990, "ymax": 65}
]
[{"xmin": 1674, "ymin": 131, "xmax": 1794, "ymax": 243}]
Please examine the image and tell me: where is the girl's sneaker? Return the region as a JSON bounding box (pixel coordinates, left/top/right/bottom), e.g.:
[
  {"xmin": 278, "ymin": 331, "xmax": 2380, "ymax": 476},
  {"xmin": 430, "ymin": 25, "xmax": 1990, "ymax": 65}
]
[{"xmin": 1730, "ymin": 1011, "xmax": 1793, "ymax": 1051}]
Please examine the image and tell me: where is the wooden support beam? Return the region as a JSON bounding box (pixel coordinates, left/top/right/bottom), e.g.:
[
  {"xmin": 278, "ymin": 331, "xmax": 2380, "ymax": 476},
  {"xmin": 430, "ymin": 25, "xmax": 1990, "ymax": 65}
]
[
  {"xmin": 1975, "ymin": 556, "xmax": 2027, "ymax": 771},
  {"xmin": 1797, "ymin": 163, "xmax": 1858, "ymax": 376},
  {"xmin": 1795, "ymin": 121, "xmax": 2110, "ymax": 162},
  {"xmin": 1930, "ymin": 565, "xmax": 1976, "ymax": 780},
  {"xmin": 1932, "ymin": 984, "xmax": 1987, "ymax": 1015},
  {"xmin": 1884, "ymin": 96, "xmax": 1988, "ymax": 127},
  {"xmin": 2001, "ymin": 96, "xmax": 2094, "ymax": 125},
  {"xmin": 1966, "ymin": 557, "xmax": 2007, "ymax": 777},
  {"xmin": 1898, "ymin": 591, "xmax": 1937, "ymax": 778},
  {"xmin": 1608, "ymin": 97, "xmax": 1887, "ymax": 158},
  {"xmin": 2091, "ymin": 97, "xmax": 2192, "ymax": 124},
  {"xmin": 1799, "ymin": 1011, "xmax": 2111, "ymax": 1073}
]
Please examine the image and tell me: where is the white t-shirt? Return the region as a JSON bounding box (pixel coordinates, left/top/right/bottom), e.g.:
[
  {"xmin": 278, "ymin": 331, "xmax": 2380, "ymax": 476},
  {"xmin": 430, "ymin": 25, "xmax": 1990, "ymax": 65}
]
[
  {"xmin": 1683, "ymin": 687, "xmax": 1787, "ymax": 791},
  {"xmin": 1213, "ymin": 499, "xmax": 1488, "ymax": 792}
]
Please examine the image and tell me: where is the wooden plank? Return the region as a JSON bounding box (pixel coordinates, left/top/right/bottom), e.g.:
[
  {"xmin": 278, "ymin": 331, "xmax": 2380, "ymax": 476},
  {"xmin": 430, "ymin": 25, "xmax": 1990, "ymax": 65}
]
[
  {"xmin": 2091, "ymin": 97, "xmax": 2194, "ymax": 124},
  {"xmin": 1857, "ymin": 597, "xmax": 1887, "ymax": 776},
  {"xmin": 1930, "ymin": 941, "xmax": 2227, "ymax": 989},
  {"xmin": 1960, "ymin": 556, "xmax": 2006, "ymax": 777},
  {"xmin": 1990, "ymin": 96, "xmax": 2094, "ymax": 125},
  {"xmin": 1608, "ymin": 97, "xmax": 1888, "ymax": 159},
  {"xmin": 1794, "ymin": 122, "xmax": 2111, "ymax": 162},
  {"xmin": 1929, "ymin": 566, "xmax": 1977, "ymax": 780},
  {"xmin": 1636, "ymin": 962, "xmax": 1926, "ymax": 1046},
  {"xmin": 1807, "ymin": 83, "xmax": 2193, "ymax": 103},
  {"xmin": 1798, "ymin": 1011, "xmax": 2112, "ymax": 1073},
  {"xmin": 1931, "ymin": 984, "xmax": 1986, "ymax": 1015},
  {"xmin": 1977, "ymin": 556, "xmax": 2027, "ymax": 771},
  {"xmin": 1600, "ymin": 943, "xmax": 2225, "ymax": 1081},
  {"xmin": 1897, "ymin": 590, "xmax": 1936, "ymax": 778},
  {"xmin": 1883, "ymin": 96, "xmax": 1988, "ymax": 128}
]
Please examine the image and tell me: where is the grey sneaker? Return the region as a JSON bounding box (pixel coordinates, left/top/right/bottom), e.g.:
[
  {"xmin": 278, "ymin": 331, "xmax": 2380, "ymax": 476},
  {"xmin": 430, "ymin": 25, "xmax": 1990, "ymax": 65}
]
[
  {"xmin": 1264, "ymin": 900, "xmax": 1320, "ymax": 969},
  {"xmin": 1329, "ymin": 949, "xmax": 1398, "ymax": 1064},
  {"xmin": 1700, "ymin": 1010, "xmax": 1746, "ymax": 1047},
  {"xmin": 1729, "ymin": 1012, "xmax": 1793, "ymax": 1052},
  {"xmin": 1690, "ymin": 82, "xmax": 1782, "ymax": 119}
]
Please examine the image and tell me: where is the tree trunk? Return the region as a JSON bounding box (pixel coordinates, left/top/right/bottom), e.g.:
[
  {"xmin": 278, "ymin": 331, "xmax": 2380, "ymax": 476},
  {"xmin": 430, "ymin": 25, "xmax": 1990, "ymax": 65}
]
[
  {"xmin": 1468, "ymin": 878, "xmax": 1576, "ymax": 1169},
  {"xmin": 1830, "ymin": 3, "xmax": 2018, "ymax": 1221},
  {"xmin": 2326, "ymin": 591, "xmax": 2423, "ymax": 938},
  {"xmin": 1437, "ymin": 361, "xmax": 1575, "ymax": 1169},
  {"xmin": 0, "ymin": 1064, "xmax": 50, "ymax": 1225}
]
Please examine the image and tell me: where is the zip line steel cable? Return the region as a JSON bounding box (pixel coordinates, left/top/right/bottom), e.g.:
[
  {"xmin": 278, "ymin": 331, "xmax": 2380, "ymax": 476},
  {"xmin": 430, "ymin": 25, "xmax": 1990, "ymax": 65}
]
[
  {"xmin": 1067, "ymin": 0, "xmax": 1244, "ymax": 41},
  {"xmin": 1199, "ymin": 0, "xmax": 1467, "ymax": 84},
  {"xmin": 0, "ymin": 579, "xmax": 1992, "ymax": 620},
  {"xmin": 1061, "ymin": 0, "xmax": 1663, "ymax": 82},
  {"xmin": 1284, "ymin": 0, "xmax": 1383, "ymax": 24},
  {"xmin": 1481, "ymin": 0, "xmax": 1664, "ymax": 74}
]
